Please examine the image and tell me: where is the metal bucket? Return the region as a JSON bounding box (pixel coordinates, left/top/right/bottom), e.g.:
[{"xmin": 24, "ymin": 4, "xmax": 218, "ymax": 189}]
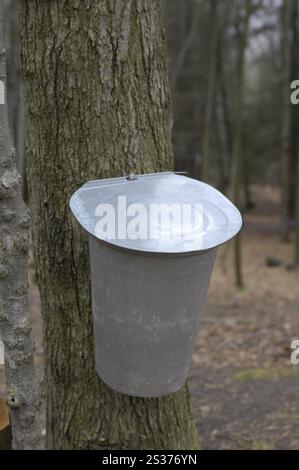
[
  {"xmin": 70, "ymin": 172, "xmax": 242, "ymax": 397},
  {"xmin": 89, "ymin": 236, "xmax": 217, "ymax": 396}
]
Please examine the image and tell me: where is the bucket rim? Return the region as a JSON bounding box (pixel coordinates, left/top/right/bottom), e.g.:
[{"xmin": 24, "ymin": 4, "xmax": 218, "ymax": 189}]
[{"xmin": 70, "ymin": 172, "xmax": 242, "ymax": 254}]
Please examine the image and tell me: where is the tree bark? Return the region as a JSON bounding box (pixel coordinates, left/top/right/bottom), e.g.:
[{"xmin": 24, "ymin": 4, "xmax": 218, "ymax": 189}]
[
  {"xmin": 20, "ymin": 0, "xmax": 199, "ymax": 450},
  {"xmin": 3, "ymin": 0, "xmax": 27, "ymax": 201},
  {"xmin": 0, "ymin": 0, "xmax": 41, "ymax": 449}
]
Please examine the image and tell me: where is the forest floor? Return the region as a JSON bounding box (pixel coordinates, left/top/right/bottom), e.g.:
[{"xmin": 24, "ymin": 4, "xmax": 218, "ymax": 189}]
[
  {"xmin": 191, "ymin": 185, "xmax": 299, "ymax": 450},
  {"xmin": 0, "ymin": 185, "xmax": 298, "ymax": 449}
]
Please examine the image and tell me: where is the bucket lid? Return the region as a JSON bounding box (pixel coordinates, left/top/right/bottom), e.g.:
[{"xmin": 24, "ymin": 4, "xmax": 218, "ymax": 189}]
[{"xmin": 70, "ymin": 172, "xmax": 242, "ymax": 254}]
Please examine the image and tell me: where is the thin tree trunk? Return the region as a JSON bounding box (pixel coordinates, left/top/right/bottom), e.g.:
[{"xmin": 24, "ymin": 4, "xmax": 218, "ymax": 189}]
[
  {"xmin": 3, "ymin": 0, "xmax": 26, "ymax": 201},
  {"xmin": 232, "ymin": 0, "xmax": 251, "ymax": 288},
  {"xmin": 0, "ymin": 0, "xmax": 41, "ymax": 450},
  {"xmin": 20, "ymin": 0, "xmax": 199, "ymax": 450},
  {"xmin": 171, "ymin": 2, "xmax": 200, "ymax": 91},
  {"xmin": 288, "ymin": 0, "xmax": 298, "ymax": 224},
  {"xmin": 280, "ymin": 0, "xmax": 293, "ymax": 241},
  {"xmin": 243, "ymin": 156, "xmax": 254, "ymax": 210},
  {"xmin": 295, "ymin": 131, "xmax": 299, "ymax": 264},
  {"xmin": 214, "ymin": 96, "xmax": 226, "ymax": 192},
  {"xmin": 216, "ymin": 1, "xmax": 233, "ymax": 193},
  {"xmin": 292, "ymin": 3, "xmax": 299, "ymax": 267},
  {"xmin": 200, "ymin": 0, "xmax": 219, "ymax": 181}
]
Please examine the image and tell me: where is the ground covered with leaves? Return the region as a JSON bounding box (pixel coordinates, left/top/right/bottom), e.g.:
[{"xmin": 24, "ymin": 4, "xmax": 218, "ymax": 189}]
[
  {"xmin": 0, "ymin": 186, "xmax": 298, "ymax": 449},
  {"xmin": 191, "ymin": 186, "xmax": 299, "ymax": 449}
]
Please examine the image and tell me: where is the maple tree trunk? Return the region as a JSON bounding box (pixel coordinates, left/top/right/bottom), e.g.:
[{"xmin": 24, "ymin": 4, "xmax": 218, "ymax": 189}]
[{"xmin": 20, "ymin": 0, "xmax": 199, "ymax": 450}]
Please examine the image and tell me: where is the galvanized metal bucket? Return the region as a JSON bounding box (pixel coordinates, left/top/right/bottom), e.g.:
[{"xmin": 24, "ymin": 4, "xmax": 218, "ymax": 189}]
[{"xmin": 70, "ymin": 172, "xmax": 242, "ymax": 397}]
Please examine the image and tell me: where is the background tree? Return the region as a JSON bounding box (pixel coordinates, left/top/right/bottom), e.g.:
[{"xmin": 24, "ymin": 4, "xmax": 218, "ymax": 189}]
[
  {"xmin": 280, "ymin": 0, "xmax": 294, "ymax": 241},
  {"xmin": 232, "ymin": 0, "xmax": 252, "ymax": 288},
  {"xmin": 215, "ymin": 0, "xmax": 234, "ymax": 193},
  {"xmin": 296, "ymin": 137, "xmax": 299, "ymax": 264},
  {"xmin": 0, "ymin": 0, "xmax": 41, "ymax": 450},
  {"xmin": 20, "ymin": 0, "xmax": 199, "ymax": 450},
  {"xmin": 200, "ymin": 0, "xmax": 219, "ymax": 181},
  {"xmin": 288, "ymin": 0, "xmax": 299, "ymax": 232}
]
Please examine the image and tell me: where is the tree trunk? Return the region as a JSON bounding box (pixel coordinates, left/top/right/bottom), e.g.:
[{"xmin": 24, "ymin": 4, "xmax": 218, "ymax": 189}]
[
  {"xmin": 3, "ymin": 0, "xmax": 27, "ymax": 201},
  {"xmin": 280, "ymin": 0, "xmax": 293, "ymax": 241},
  {"xmin": 295, "ymin": 138, "xmax": 299, "ymax": 264},
  {"xmin": 288, "ymin": 0, "xmax": 298, "ymax": 224},
  {"xmin": 216, "ymin": 1, "xmax": 233, "ymax": 193},
  {"xmin": 232, "ymin": 0, "xmax": 251, "ymax": 288},
  {"xmin": 0, "ymin": 0, "xmax": 41, "ymax": 449},
  {"xmin": 20, "ymin": 0, "xmax": 199, "ymax": 450},
  {"xmin": 200, "ymin": 0, "xmax": 219, "ymax": 181}
]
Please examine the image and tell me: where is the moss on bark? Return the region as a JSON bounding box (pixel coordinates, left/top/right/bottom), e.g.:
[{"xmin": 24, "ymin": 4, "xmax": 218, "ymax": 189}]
[{"xmin": 20, "ymin": 0, "xmax": 199, "ymax": 449}]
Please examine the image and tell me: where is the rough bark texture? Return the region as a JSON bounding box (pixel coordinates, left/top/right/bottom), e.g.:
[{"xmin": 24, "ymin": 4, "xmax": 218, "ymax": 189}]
[
  {"xmin": 0, "ymin": 0, "xmax": 41, "ymax": 450},
  {"xmin": 3, "ymin": 0, "xmax": 26, "ymax": 201},
  {"xmin": 20, "ymin": 0, "xmax": 199, "ymax": 450}
]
